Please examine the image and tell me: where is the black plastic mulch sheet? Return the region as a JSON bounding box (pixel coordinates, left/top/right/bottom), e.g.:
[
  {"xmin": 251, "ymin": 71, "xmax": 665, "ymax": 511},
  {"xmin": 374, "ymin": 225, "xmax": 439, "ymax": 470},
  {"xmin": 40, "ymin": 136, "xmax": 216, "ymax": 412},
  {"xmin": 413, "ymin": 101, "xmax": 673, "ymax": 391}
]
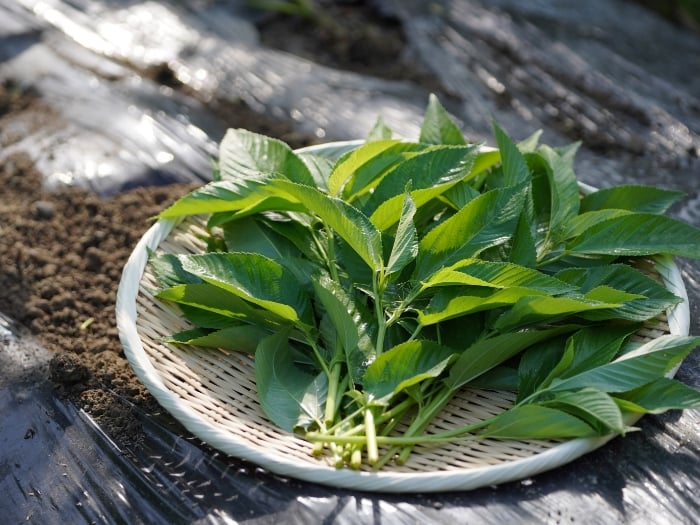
[{"xmin": 2, "ymin": 0, "xmax": 700, "ymax": 523}]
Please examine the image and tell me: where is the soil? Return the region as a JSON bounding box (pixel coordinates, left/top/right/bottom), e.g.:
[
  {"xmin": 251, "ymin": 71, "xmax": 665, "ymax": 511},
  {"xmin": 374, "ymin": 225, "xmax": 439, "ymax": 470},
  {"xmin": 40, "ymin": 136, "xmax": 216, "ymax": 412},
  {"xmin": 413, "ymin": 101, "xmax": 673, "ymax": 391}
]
[{"xmin": 0, "ymin": 2, "xmax": 411, "ymax": 448}]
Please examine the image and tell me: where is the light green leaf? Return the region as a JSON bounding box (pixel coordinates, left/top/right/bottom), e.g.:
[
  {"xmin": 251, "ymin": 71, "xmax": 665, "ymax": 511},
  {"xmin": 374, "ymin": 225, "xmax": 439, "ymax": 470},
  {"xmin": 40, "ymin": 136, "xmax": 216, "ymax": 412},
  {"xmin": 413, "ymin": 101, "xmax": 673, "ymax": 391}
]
[
  {"xmin": 386, "ymin": 191, "xmax": 418, "ymax": 275},
  {"xmin": 177, "ymin": 252, "xmax": 313, "ymax": 325},
  {"xmin": 419, "ymin": 286, "xmax": 549, "ymax": 326},
  {"xmin": 165, "ymin": 324, "xmax": 270, "ymax": 353},
  {"xmin": 255, "ymin": 330, "xmax": 327, "ymax": 432},
  {"xmin": 366, "ymin": 116, "xmax": 393, "ymax": 141},
  {"xmin": 156, "ymin": 283, "xmax": 286, "ymax": 328},
  {"xmin": 567, "ymin": 213, "xmax": 700, "ymax": 258},
  {"xmin": 419, "ymin": 94, "xmax": 466, "ymax": 145},
  {"xmin": 327, "ymin": 139, "xmax": 402, "ymax": 196},
  {"xmin": 158, "ymin": 179, "xmax": 286, "ymax": 218},
  {"xmin": 580, "ymin": 185, "xmax": 686, "ymax": 214},
  {"xmin": 549, "ymin": 335, "xmax": 700, "ymax": 393},
  {"xmin": 422, "ymin": 259, "xmax": 575, "ymax": 294},
  {"xmin": 272, "ymin": 180, "xmax": 384, "ymax": 271},
  {"xmin": 219, "ymin": 128, "xmax": 315, "ymax": 186},
  {"xmin": 363, "ymin": 340, "xmax": 456, "ymax": 402},
  {"xmin": 479, "ymin": 405, "xmax": 597, "ymax": 439},
  {"xmin": 363, "ymin": 145, "xmax": 478, "ymax": 220},
  {"xmin": 415, "ymin": 183, "xmax": 528, "ymax": 281},
  {"xmin": 298, "ymin": 152, "xmax": 335, "ymax": 192}
]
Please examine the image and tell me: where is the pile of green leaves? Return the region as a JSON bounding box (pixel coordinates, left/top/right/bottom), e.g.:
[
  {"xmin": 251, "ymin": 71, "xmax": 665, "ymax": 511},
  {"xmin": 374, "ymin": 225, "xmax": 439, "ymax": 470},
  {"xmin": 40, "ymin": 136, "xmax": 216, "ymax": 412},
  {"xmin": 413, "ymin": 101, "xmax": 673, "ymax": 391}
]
[{"xmin": 150, "ymin": 95, "xmax": 700, "ymax": 469}]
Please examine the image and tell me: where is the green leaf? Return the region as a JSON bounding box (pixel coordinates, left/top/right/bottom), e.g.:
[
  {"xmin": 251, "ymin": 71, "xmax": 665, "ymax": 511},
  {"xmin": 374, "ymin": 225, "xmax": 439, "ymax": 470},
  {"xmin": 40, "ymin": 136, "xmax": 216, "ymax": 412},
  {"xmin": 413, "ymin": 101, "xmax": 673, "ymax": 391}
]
[
  {"xmin": 363, "ymin": 340, "xmax": 456, "ymax": 402},
  {"xmin": 517, "ymin": 336, "xmax": 570, "ymax": 401},
  {"xmin": 549, "ymin": 335, "xmax": 700, "ymax": 393},
  {"xmin": 537, "ymin": 144, "xmax": 580, "ymax": 238},
  {"xmin": 567, "ymin": 213, "xmax": 700, "ymax": 258},
  {"xmin": 556, "ymin": 325, "xmax": 640, "ymax": 380},
  {"xmin": 446, "ymin": 326, "xmax": 577, "ymax": 390},
  {"xmin": 615, "ymin": 377, "xmax": 700, "ymax": 414},
  {"xmin": 255, "ymin": 330, "xmax": 327, "ymax": 432},
  {"xmin": 272, "ymin": 180, "xmax": 384, "ymax": 271},
  {"xmin": 419, "ymin": 94, "xmax": 466, "ymax": 145},
  {"xmin": 538, "ymin": 388, "xmax": 624, "ymax": 434},
  {"xmin": 509, "ymin": 210, "xmax": 538, "ymax": 267},
  {"xmin": 157, "ymin": 283, "xmax": 290, "ymax": 328},
  {"xmin": 419, "ymin": 286, "xmax": 549, "ymax": 326},
  {"xmin": 555, "ymin": 264, "xmax": 682, "ymax": 322},
  {"xmin": 415, "ymin": 183, "xmax": 528, "ymax": 281},
  {"xmin": 440, "ymin": 181, "xmax": 481, "ymax": 210},
  {"xmin": 312, "ymin": 273, "xmax": 375, "ymax": 366},
  {"xmin": 561, "ymin": 209, "xmax": 632, "ymax": 239},
  {"xmin": 580, "ymin": 185, "xmax": 686, "ymax": 214},
  {"xmin": 327, "ymin": 139, "xmax": 403, "ymax": 197},
  {"xmin": 158, "ymin": 179, "xmax": 281, "ymax": 218},
  {"xmin": 493, "ymin": 123, "xmax": 530, "ymax": 186},
  {"xmin": 177, "ymin": 252, "xmax": 313, "ymax": 325},
  {"xmin": 149, "ymin": 252, "xmax": 203, "ymax": 288},
  {"xmin": 422, "ymin": 259, "xmax": 575, "ymax": 294},
  {"xmin": 298, "ymin": 152, "xmax": 335, "ymax": 192},
  {"xmin": 363, "ymin": 145, "xmax": 478, "ymax": 221},
  {"xmin": 386, "ymin": 191, "xmax": 419, "ymax": 275},
  {"xmin": 479, "ymin": 405, "xmax": 597, "ymax": 439},
  {"xmin": 366, "ymin": 116, "xmax": 393, "ymax": 141},
  {"xmin": 219, "ymin": 128, "xmax": 315, "ymax": 186},
  {"xmin": 493, "ymin": 294, "xmax": 621, "ymax": 332},
  {"xmin": 165, "ymin": 324, "xmax": 270, "ymax": 353}
]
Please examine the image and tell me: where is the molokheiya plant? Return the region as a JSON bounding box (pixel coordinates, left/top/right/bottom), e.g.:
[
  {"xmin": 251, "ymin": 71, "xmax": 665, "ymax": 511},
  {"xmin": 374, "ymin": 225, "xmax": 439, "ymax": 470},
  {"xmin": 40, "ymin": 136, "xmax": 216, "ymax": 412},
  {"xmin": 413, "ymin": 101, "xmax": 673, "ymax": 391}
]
[{"xmin": 150, "ymin": 94, "xmax": 700, "ymax": 469}]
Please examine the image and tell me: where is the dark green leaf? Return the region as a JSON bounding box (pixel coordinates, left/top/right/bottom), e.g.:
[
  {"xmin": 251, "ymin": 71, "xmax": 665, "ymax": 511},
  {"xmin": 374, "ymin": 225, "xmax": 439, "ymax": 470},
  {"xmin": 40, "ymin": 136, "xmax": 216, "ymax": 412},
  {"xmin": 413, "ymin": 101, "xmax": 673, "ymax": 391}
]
[
  {"xmin": 568, "ymin": 213, "xmax": 700, "ymax": 258},
  {"xmin": 615, "ymin": 377, "xmax": 700, "ymax": 414},
  {"xmin": 538, "ymin": 388, "xmax": 624, "ymax": 434},
  {"xmin": 555, "ymin": 264, "xmax": 682, "ymax": 322},
  {"xmin": 493, "ymin": 123, "xmax": 530, "ymax": 186},
  {"xmin": 580, "ymin": 185, "xmax": 686, "ymax": 214},
  {"xmin": 479, "ymin": 405, "xmax": 597, "ymax": 439},
  {"xmin": 549, "ymin": 335, "xmax": 700, "ymax": 393},
  {"xmin": 446, "ymin": 326, "xmax": 577, "ymax": 390},
  {"xmin": 255, "ymin": 330, "xmax": 327, "ymax": 432}
]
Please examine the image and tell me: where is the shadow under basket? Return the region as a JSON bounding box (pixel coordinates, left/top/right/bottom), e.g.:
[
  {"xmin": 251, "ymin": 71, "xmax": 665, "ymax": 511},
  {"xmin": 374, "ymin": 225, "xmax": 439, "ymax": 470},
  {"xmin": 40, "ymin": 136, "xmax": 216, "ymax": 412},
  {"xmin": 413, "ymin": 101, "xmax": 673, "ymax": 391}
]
[{"xmin": 116, "ymin": 144, "xmax": 691, "ymax": 494}]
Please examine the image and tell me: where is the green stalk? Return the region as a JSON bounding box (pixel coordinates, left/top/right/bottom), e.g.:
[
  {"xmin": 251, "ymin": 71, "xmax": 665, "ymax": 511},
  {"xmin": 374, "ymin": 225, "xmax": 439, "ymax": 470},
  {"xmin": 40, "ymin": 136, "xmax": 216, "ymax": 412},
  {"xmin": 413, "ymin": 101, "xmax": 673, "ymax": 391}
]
[
  {"xmin": 324, "ymin": 361, "xmax": 342, "ymax": 426},
  {"xmin": 373, "ymin": 271, "xmax": 388, "ymax": 356},
  {"xmin": 396, "ymin": 385, "xmax": 455, "ymax": 464},
  {"xmin": 364, "ymin": 407, "xmax": 379, "ymax": 465},
  {"xmin": 307, "ymin": 415, "xmax": 496, "ymax": 447}
]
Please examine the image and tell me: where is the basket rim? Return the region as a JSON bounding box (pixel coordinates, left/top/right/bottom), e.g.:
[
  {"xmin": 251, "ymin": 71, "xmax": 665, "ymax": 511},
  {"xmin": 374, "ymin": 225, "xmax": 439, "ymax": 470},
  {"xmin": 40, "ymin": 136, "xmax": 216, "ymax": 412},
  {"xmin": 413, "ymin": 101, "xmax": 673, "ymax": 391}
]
[{"xmin": 116, "ymin": 141, "xmax": 691, "ymax": 493}]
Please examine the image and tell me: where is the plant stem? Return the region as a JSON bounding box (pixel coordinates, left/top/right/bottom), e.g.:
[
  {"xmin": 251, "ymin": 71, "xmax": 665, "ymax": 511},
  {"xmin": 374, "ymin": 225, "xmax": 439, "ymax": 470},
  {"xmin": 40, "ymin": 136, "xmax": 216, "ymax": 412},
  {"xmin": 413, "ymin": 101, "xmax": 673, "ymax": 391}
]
[
  {"xmin": 365, "ymin": 407, "xmax": 379, "ymax": 465},
  {"xmin": 396, "ymin": 385, "xmax": 455, "ymax": 464},
  {"xmin": 324, "ymin": 361, "xmax": 342, "ymax": 426}
]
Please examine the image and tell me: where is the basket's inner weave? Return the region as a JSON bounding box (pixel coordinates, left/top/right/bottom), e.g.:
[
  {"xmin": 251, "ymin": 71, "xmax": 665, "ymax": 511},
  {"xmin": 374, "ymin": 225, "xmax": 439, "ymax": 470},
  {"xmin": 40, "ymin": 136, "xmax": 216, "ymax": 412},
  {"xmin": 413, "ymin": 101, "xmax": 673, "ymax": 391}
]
[{"xmin": 135, "ymin": 217, "xmax": 669, "ymax": 473}]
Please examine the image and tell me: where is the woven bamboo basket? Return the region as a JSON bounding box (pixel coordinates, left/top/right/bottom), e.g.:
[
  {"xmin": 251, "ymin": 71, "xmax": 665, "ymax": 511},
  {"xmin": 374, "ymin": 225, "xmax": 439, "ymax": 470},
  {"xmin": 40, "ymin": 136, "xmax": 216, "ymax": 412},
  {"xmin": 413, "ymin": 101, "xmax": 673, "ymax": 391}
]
[{"xmin": 116, "ymin": 142, "xmax": 691, "ymax": 493}]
